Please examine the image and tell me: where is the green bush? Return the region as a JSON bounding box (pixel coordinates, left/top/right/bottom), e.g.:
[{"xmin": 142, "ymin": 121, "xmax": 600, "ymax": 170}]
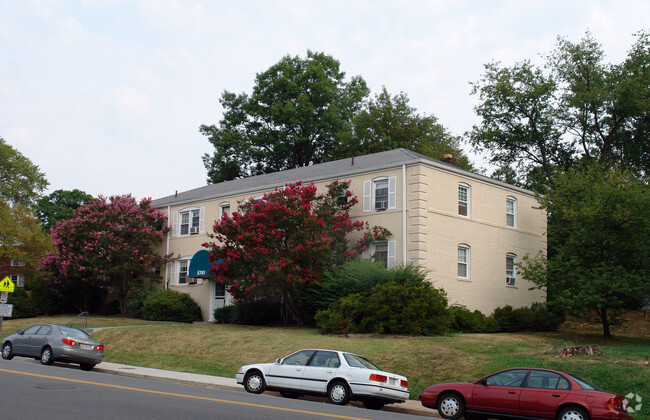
[
  {"xmin": 316, "ymin": 280, "xmax": 450, "ymax": 335},
  {"xmin": 214, "ymin": 298, "xmax": 282, "ymax": 326},
  {"xmin": 127, "ymin": 286, "xmax": 158, "ymax": 319},
  {"xmin": 491, "ymin": 303, "xmax": 563, "ymax": 332},
  {"xmin": 7, "ymin": 287, "xmax": 37, "ymax": 319},
  {"xmin": 142, "ymin": 290, "xmax": 202, "ymax": 323},
  {"xmin": 449, "ymin": 306, "xmax": 499, "ymax": 333}
]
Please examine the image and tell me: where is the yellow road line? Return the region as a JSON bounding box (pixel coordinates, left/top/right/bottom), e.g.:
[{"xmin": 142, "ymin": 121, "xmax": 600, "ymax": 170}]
[{"xmin": 0, "ymin": 367, "xmax": 368, "ymax": 420}]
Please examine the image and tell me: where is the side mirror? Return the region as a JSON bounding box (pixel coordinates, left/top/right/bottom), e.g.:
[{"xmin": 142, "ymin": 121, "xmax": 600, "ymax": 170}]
[
  {"xmin": 276, "ymin": 358, "xmax": 282, "ymax": 364},
  {"xmin": 479, "ymin": 379, "xmax": 487, "ymax": 386},
  {"xmin": 17, "ymin": 329, "xmax": 24, "ymax": 335}
]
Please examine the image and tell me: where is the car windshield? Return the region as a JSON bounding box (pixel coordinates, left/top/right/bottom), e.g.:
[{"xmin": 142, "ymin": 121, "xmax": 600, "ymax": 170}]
[
  {"xmin": 57, "ymin": 326, "xmax": 93, "ymax": 340},
  {"xmin": 565, "ymin": 373, "xmax": 600, "ymax": 390},
  {"xmin": 343, "ymin": 353, "xmax": 381, "ymax": 370}
]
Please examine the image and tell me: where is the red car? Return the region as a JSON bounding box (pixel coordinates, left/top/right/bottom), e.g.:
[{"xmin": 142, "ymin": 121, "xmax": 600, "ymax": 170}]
[{"xmin": 419, "ymin": 368, "xmax": 632, "ymax": 420}]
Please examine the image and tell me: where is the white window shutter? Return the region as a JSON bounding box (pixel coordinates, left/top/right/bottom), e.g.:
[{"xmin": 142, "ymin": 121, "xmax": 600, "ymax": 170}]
[
  {"xmin": 199, "ymin": 207, "xmax": 205, "ymax": 233},
  {"xmin": 387, "ymin": 241, "xmax": 396, "ymax": 268},
  {"xmin": 170, "ymin": 262, "xmax": 176, "ymax": 286},
  {"xmin": 172, "ymin": 212, "xmax": 178, "ymax": 237},
  {"xmin": 388, "ymin": 176, "xmax": 397, "ymax": 209},
  {"xmin": 363, "ymin": 181, "xmax": 371, "ymax": 213}
]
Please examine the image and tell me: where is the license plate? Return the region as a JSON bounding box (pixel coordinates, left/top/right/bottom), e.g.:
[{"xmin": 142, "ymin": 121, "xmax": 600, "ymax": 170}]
[
  {"xmin": 389, "ymin": 378, "xmax": 397, "ymax": 385},
  {"xmin": 80, "ymin": 344, "xmax": 93, "ymax": 350}
]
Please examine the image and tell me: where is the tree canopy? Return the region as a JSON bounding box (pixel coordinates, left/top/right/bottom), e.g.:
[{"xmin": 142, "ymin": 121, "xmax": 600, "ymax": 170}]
[
  {"xmin": 0, "ymin": 137, "xmax": 48, "ymax": 208},
  {"xmin": 39, "ymin": 195, "xmax": 171, "ymax": 314},
  {"xmin": 203, "ymin": 181, "xmax": 390, "ymax": 325},
  {"xmin": 470, "ymin": 31, "xmax": 650, "ymax": 191},
  {"xmin": 519, "ymin": 163, "xmax": 650, "ymax": 338},
  {"xmin": 36, "ymin": 189, "xmax": 93, "ymax": 232}
]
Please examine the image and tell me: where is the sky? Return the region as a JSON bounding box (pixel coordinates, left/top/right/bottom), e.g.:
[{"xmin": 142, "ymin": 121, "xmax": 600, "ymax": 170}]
[{"xmin": 1, "ymin": 1, "xmax": 648, "ymax": 201}]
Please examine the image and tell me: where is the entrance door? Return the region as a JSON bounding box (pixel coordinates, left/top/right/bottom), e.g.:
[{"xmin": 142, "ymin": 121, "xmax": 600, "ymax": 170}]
[{"xmin": 210, "ymin": 281, "xmax": 226, "ymax": 321}]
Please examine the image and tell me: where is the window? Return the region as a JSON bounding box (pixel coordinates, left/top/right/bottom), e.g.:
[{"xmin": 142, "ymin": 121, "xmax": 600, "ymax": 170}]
[
  {"xmin": 174, "ymin": 259, "xmax": 189, "ymax": 285},
  {"xmin": 11, "ymin": 259, "xmax": 25, "ymax": 267},
  {"xmin": 281, "ymin": 350, "xmax": 315, "ymax": 366},
  {"xmin": 219, "ymin": 203, "xmax": 230, "ymax": 218},
  {"xmin": 10, "ymin": 274, "xmax": 25, "ymax": 288},
  {"xmin": 506, "ymin": 254, "xmax": 516, "ymax": 286},
  {"xmin": 458, "ymin": 245, "xmax": 470, "ymax": 278},
  {"xmin": 309, "ymin": 351, "xmax": 341, "ymax": 368},
  {"xmin": 215, "ymin": 282, "xmax": 225, "ymax": 299},
  {"xmin": 484, "ymin": 369, "xmax": 529, "ymax": 387},
  {"xmin": 173, "ymin": 207, "xmax": 204, "ymax": 236},
  {"xmin": 525, "ymin": 370, "xmax": 570, "ymax": 390},
  {"xmin": 458, "ymin": 184, "xmax": 470, "ymax": 216},
  {"xmin": 506, "ymin": 197, "xmax": 517, "ymax": 227},
  {"xmin": 337, "ymin": 188, "xmax": 348, "ymax": 206},
  {"xmin": 368, "ymin": 241, "xmax": 396, "ymax": 268},
  {"xmin": 363, "ymin": 177, "xmax": 396, "ymax": 212}
]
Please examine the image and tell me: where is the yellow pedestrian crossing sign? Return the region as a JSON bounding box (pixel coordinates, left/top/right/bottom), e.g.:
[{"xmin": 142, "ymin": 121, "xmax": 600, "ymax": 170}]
[{"xmin": 0, "ymin": 277, "xmax": 15, "ymax": 293}]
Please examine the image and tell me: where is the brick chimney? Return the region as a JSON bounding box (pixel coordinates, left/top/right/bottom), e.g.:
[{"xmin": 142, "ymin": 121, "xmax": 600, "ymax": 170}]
[{"xmin": 442, "ymin": 154, "xmax": 456, "ymax": 166}]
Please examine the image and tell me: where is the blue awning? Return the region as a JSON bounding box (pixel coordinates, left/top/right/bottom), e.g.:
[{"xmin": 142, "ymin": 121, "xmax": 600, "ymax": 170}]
[{"xmin": 188, "ymin": 250, "xmax": 212, "ymax": 278}]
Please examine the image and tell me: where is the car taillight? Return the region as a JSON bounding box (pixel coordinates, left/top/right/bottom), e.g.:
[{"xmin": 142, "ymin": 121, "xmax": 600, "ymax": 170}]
[
  {"xmin": 607, "ymin": 396, "xmax": 627, "ymax": 412},
  {"xmin": 95, "ymin": 344, "xmax": 104, "ymax": 351},
  {"xmin": 401, "ymin": 379, "xmax": 408, "ymax": 388},
  {"xmin": 61, "ymin": 338, "xmax": 77, "ymax": 346},
  {"xmin": 369, "ymin": 374, "xmax": 387, "ymax": 382}
]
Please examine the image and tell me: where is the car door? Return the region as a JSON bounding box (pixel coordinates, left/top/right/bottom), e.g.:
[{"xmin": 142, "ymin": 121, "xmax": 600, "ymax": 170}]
[
  {"xmin": 471, "ymin": 369, "xmax": 529, "ymax": 416},
  {"xmin": 518, "ymin": 370, "xmax": 570, "ymax": 418},
  {"xmin": 301, "ymin": 351, "xmax": 341, "ymax": 393},
  {"xmin": 12, "ymin": 325, "xmax": 43, "ymax": 356},
  {"xmin": 266, "ymin": 350, "xmax": 315, "ymax": 390}
]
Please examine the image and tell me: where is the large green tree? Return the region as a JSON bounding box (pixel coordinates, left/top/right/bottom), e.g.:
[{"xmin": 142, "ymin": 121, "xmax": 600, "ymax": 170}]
[
  {"xmin": 0, "ymin": 137, "xmax": 48, "ymax": 208},
  {"xmin": 470, "ymin": 31, "xmax": 650, "ymax": 191},
  {"xmin": 201, "ymin": 51, "xmax": 369, "ymax": 183},
  {"xmin": 340, "ymin": 87, "xmax": 475, "ymax": 171},
  {"xmin": 519, "ymin": 163, "xmax": 650, "ymax": 338},
  {"xmin": 36, "ymin": 189, "xmax": 93, "ymax": 232}
]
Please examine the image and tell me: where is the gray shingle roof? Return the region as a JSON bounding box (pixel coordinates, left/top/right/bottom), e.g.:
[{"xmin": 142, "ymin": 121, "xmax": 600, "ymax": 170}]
[{"xmin": 151, "ymin": 148, "xmax": 531, "ymax": 208}]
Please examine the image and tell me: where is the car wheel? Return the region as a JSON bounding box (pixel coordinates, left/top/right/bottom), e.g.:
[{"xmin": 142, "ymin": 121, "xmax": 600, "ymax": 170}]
[
  {"xmin": 80, "ymin": 363, "xmax": 95, "ymax": 371},
  {"xmin": 437, "ymin": 392, "xmax": 465, "ymax": 420},
  {"xmin": 280, "ymin": 391, "xmax": 300, "ymax": 399},
  {"xmin": 243, "ymin": 371, "xmax": 266, "ymax": 394},
  {"xmin": 2, "ymin": 342, "xmax": 13, "ymax": 360},
  {"xmin": 362, "ymin": 400, "xmax": 385, "ymax": 410},
  {"xmin": 40, "ymin": 347, "xmax": 54, "ymax": 365},
  {"xmin": 558, "ymin": 406, "xmax": 589, "ymax": 420},
  {"xmin": 328, "ymin": 380, "xmax": 351, "ymax": 405}
]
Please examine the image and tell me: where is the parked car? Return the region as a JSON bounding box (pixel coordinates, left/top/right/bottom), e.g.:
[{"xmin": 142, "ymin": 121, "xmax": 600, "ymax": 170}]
[
  {"xmin": 419, "ymin": 368, "xmax": 632, "ymax": 420},
  {"xmin": 2, "ymin": 323, "xmax": 104, "ymax": 371},
  {"xmin": 236, "ymin": 349, "xmax": 409, "ymax": 410}
]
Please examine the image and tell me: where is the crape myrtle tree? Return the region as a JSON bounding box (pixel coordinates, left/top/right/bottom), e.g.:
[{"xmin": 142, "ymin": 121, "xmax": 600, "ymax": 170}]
[
  {"xmin": 519, "ymin": 163, "xmax": 650, "ymax": 338},
  {"xmin": 39, "ymin": 195, "xmax": 171, "ymax": 314},
  {"xmin": 203, "ymin": 180, "xmax": 390, "ymax": 325}
]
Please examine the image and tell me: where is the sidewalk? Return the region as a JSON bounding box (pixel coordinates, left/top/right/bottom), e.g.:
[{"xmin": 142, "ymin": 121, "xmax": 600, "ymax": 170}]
[{"xmin": 94, "ymin": 362, "xmax": 436, "ymax": 417}]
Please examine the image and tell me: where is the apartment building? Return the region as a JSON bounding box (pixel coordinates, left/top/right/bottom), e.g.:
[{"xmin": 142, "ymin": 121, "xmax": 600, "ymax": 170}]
[{"xmin": 151, "ymin": 149, "xmax": 547, "ymax": 321}]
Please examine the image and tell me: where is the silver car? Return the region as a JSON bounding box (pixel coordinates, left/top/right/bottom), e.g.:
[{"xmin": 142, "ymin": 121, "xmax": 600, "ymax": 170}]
[
  {"xmin": 236, "ymin": 349, "xmax": 409, "ymax": 410},
  {"xmin": 1, "ymin": 323, "xmax": 104, "ymax": 371}
]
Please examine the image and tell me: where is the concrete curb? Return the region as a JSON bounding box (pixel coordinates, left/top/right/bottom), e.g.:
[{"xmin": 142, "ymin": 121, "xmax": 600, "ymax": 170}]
[{"xmin": 94, "ymin": 362, "xmax": 437, "ymax": 417}]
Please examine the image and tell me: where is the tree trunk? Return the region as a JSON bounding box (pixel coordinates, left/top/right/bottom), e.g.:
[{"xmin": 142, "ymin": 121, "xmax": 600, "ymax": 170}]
[{"xmin": 595, "ymin": 306, "xmax": 612, "ymax": 338}]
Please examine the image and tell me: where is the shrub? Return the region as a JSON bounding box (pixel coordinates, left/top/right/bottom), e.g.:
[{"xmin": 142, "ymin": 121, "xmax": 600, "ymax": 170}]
[
  {"xmin": 126, "ymin": 286, "xmax": 157, "ymax": 319},
  {"xmin": 491, "ymin": 303, "xmax": 563, "ymax": 332},
  {"xmin": 7, "ymin": 287, "xmax": 37, "ymax": 319},
  {"xmin": 142, "ymin": 290, "xmax": 202, "ymax": 323},
  {"xmin": 214, "ymin": 298, "xmax": 282, "ymax": 326},
  {"xmin": 316, "ymin": 281, "xmax": 450, "ymax": 335},
  {"xmin": 448, "ymin": 306, "xmax": 499, "ymax": 333}
]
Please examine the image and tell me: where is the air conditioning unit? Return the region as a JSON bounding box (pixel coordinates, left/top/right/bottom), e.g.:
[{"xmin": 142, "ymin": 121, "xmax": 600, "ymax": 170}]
[
  {"xmin": 188, "ymin": 277, "xmax": 198, "ymax": 284},
  {"xmin": 190, "ymin": 227, "xmax": 199, "ymax": 234},
  {"xmin": 375, "ymin": 201, "xmax": 388, "ymax": 211},
  {"xmin": 506, "ymin": 277, "xmax": 515, "ymax": 286}
]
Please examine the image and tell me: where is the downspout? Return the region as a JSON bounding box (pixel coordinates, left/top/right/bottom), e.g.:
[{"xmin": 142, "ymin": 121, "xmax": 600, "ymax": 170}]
[
  {"xmin": 166, "ymin": 205, "xmax": 171, "ymax": 290},
  {"xmin": 402, "ymin": 164, "xmax": 407, "ymax": 264}
]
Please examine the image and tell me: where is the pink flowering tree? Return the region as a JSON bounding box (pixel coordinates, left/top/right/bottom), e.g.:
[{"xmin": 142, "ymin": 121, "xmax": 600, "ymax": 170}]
[
  {"xmin": 39, "ymin": 194, "xmax": 171, "ymax": 315},
  {"xmin": 203, "ymin": 180, "xmax": 390, "ymax": 325}
]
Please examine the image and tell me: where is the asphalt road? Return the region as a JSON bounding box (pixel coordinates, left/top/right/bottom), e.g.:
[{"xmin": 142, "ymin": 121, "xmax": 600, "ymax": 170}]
[{"xmin": 0, "ymin": 359, "xmax": 433, "ymax": 420}]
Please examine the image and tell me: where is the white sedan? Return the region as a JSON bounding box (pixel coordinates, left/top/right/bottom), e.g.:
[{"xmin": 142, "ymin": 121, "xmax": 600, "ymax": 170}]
[{"xmin": 236, "ymin": 349, "xmax": 409, "ymax": 410}]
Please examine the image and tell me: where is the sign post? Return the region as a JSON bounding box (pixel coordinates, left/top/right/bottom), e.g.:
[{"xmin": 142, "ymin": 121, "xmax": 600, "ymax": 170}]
[{"xmin": 0, "ymin": 276, "xmax": 16, "ymax": 337}]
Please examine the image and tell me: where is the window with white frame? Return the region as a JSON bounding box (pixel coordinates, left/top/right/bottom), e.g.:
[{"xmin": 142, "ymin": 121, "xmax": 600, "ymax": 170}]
[
  {"xmin": 173, "ymin": 207, "xmax": 204, "ymax": 236},
  {"xmin": 506, "ymin": 254, "xmax": 516, "ymax": 286},
  {"xmin": 458, "ymin": 244, "xmax": 470, "ymax": 279},
  {"xmin": 11, "ymin": 274, "xmax": 25, "ymax": 287},
  {"xmin": 337, "ymin": 187, "xmax": 348, "ymax": 206},
  {"xmin": 458, "ymin": 184, "xmax": 470, "ymax": 217},
  {"xmin": 219, "ymin": 202, "xmax": 230, "ymax": 218},
  {"xmin": 363, "ymin": 177, "xmax": 396, "ymax": 212},
  {"xmin": 506, "ymin": 197, "xmax": 517, "ymax": 228},
  {"xmin": 362, "ymin": 241, "xmax": 396, "ymax": 268},
  {"xmin": 172, "ymin": 259, "xmax": 190, "ymax": 285},
  {"xmin": 11, "ymin": 259, "xmax": 25, "ymax": 267}
]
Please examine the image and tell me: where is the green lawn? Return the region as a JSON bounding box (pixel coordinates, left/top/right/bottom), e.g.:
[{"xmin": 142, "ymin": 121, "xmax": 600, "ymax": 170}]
[{"xmin": 2, "ymin": 313, "xmax": 648, "ymax": 419}]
